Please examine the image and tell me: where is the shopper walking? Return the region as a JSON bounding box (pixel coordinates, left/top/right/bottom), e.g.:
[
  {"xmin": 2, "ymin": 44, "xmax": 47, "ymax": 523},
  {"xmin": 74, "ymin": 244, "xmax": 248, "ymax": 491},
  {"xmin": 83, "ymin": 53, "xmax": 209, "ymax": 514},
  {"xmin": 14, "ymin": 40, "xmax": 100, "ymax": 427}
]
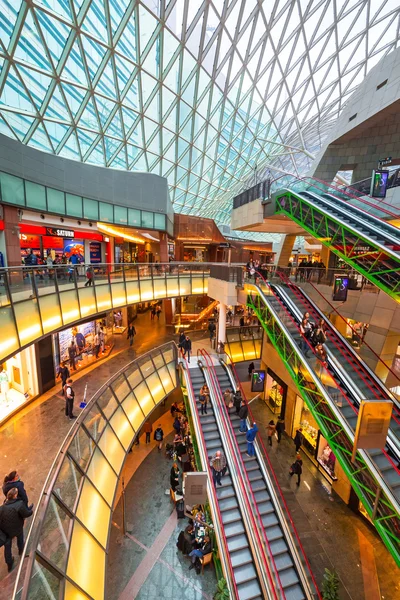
[
  {"xmin": 210, "ymin": 450, "xmax": 227, "ymax": 486},
  {"xmin": 245, "ymin": 422, "xmax": 259, "ymax": 457},
  {"xmin": 2, "ymin": 472, "xmax": 30, "ymax": 507},
  {"xmin": 276, "ymin": 417, "xmax": 285, "ymax": 443},
  {"xmin": 84, "ymin": 265, "xmax": 93, "ymax": 286},
  {"xmin": 143, "ymin": 420, "xmax": 152, "ymax": 444},
  {"xmin": 294, "ymin": 428, "xmax": 303, "ymax": 452},
  {"xmin": 290, "ymin": 454, "xmax": 303, "ymax": 486},
  {"xmin": 127, "ymin": 323, "xmax": 136, "ymax": 346},
  {"xmin": 150, "ymin": 305, "xmax": 156, "ymax": 320},
  {"xmin": 182, "ymin": 336, "xmax": 192, "ymax": 363},
  {"xmin": 248, "ymin": 362, "xmax": 255, "ymax": 378},
  {"xmin": 64, "ymin": 379, "xmax": 77, "ymax": 420},
  {"xmin": 0, "ymin": 488, "xmax": 33, "ymax": 572},
  {"xmin": 154, "ymin": 424, "xmax": 164, "ymax": 451},
  {"xmin": 238, "ymin": 400, "xmax": 248, "ymax": 433},
  {"xmin": 57, "ymin": 362, "xmax": 70, "ymax": 395},
  {"xmin": 267, "ymin": 420, "xmax": 276, "ymax": 447},
  {"xmin": 156, "ymin": 305, "xmax": 162, "ymax": 320}
]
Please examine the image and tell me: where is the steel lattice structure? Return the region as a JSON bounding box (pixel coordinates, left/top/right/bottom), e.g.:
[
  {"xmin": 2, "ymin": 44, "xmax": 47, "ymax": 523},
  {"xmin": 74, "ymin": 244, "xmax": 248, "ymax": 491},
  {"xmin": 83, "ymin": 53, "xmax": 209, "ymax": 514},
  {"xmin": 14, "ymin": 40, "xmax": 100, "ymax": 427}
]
[{"xmin": 0, "ymin": 0, "xmax": 399, "ymax": 227}]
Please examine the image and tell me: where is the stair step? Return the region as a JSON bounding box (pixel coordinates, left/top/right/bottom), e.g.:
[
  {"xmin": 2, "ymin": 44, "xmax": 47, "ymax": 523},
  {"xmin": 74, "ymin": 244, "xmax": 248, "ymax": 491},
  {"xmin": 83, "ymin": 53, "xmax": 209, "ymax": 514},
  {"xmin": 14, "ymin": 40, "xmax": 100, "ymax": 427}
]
[
  {"xmin": 221, "ymin": 508, "xmax": 241, "ymax": 525},
  {"xmin": 234, "ymin": 562, "xmax": 257, "ymax": 585},
  {"xmin": 236, "ymin": 578, "xmax": 262, "ymax": 600}
]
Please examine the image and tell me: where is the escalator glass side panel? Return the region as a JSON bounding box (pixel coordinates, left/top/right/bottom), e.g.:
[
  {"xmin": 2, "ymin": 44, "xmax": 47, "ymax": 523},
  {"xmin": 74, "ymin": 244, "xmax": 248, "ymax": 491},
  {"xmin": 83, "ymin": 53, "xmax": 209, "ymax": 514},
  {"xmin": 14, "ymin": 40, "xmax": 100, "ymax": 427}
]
[
  {"xmin": 247, "ymin": 288, "xmax": 400, "ymax": 566},
  {"xmin": 275, "ymin": 191, "xmax": 400, "ymax": 301}
]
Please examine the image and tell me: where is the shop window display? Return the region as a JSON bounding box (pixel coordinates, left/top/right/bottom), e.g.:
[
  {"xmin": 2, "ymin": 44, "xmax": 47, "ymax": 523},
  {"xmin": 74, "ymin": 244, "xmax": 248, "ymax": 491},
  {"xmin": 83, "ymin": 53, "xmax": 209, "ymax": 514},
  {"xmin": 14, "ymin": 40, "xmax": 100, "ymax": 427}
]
[
  {"xmin": 265, "ymin": 370, "xmax": 287, "ymax": 415},
  {"xmin": 317, "ymin": 435, "xmax": 337, "ymax": 480},
  {"xmin": 0, "ymin": 346, "xmax": 39, "ymax": 425}
]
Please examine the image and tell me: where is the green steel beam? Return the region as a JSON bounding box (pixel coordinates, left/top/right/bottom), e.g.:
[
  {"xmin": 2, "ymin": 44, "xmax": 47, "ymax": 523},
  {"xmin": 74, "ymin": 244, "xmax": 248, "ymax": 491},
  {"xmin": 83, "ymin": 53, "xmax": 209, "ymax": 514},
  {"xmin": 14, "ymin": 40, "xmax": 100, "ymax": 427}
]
[{"xmin": 247, "ymin": 290, "xmax": 400, "ymax": 565}]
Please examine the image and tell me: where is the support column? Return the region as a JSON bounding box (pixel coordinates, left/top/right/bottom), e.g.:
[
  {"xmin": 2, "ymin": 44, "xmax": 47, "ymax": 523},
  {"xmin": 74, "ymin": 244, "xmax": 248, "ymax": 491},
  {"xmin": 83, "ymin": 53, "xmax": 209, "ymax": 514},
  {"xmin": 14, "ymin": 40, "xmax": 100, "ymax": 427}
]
[
  {"xmin": 163, "ymin": 298, "xmax": 175, "ymax": 325},
  {"xmin": 3, "ymin": 206, "xmax": 21, "ymax": 267},
  {"xmin": 274, "ymin": 234, "xmax": 296, "ymax": 266},
  {"xmin": 159, "ymin": 233, "xmax": 169, "ymax": 263},
  {"xmin": 218, "ymin": 302, "xmax": 226, "ymax": 344}
]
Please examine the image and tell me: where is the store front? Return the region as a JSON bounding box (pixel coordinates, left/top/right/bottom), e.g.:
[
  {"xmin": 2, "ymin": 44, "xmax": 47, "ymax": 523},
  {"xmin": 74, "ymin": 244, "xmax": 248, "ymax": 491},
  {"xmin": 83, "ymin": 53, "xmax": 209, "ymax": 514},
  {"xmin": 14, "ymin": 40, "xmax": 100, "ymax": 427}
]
[
  {"xmin": 292, "ymin": 395, "xmax": 337, "ymax": 483},
  {"xmin": 19, "ymin": 224, "xmax": 104, "ymax": 265},
  {"xmin": 52, "ymin": 313, "xmax": 114, "ymax": 375},
  {"xmin": 265, "ymin": 369, "xmax": 287, "ymax": 417},
  {"xmin": 0, "ymin": 345, "xmax": 39, "ymax": 425},
  {"xmin": 330, "ymin": 315, "xmax": 369, "ymax": 349},
  {"xmin": 114, "ymin": 238, "xmax": 144, "ymax": 263}
]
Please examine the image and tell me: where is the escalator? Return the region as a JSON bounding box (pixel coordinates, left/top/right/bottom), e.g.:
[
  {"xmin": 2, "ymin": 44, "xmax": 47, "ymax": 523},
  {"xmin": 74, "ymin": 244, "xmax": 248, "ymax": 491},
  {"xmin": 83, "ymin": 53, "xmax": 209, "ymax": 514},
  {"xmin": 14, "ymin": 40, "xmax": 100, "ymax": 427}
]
[
  {"xmin": 273, "ymin": 178, "xmax": 400, "ymax": 300},
  {"xmin": 211, "ymin": 361, "xmax": 318, "ymax": 600},
  {"xmin": 271, "ymin": 278, "xmax": 400, "ymax": 490},
  {"xmin": 185, "ymin": 365, "xmax": 265, "ymax": 600},
  {"xmin": 245, "ymin": 280, "xmax": 400, "ymax": 565}
]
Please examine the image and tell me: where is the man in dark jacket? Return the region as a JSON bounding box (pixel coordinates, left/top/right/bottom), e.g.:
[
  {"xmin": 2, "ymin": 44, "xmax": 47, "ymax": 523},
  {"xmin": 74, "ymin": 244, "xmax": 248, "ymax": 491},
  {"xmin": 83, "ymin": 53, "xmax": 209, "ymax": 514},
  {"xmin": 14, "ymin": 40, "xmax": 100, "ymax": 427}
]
[
  {"xmin": 182, "ymin": 336, "xmax": 192, "ymax": 363},
  {"xmin": 57, "ymin": 362, "xmax": 70, "ymax": 395},
  {"xmin": 233, "ymin": 388, "xmax": 242, "ymax": 415},
  {"xmin": 2, "ymin": 472, "xmax": 30, "ymax": 507},
  {"xmin": 238, "ymin": 400, "xmax": 248, "ymax": 433},
  {"xmin": 0, "ymin": 488, "xmax": 33, "ymax": 571},
  {"xmin": 276, "ymin": 417, "xmax": 285, "ymax": 443}
]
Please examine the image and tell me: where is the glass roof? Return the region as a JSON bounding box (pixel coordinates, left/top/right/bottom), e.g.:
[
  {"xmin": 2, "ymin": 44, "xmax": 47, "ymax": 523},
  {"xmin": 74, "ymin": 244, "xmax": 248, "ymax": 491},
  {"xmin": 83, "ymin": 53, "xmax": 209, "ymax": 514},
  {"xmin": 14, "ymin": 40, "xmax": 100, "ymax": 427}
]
[{"xmin": 0, "ymin": 0, "xmax": 399, "ymax": 229}]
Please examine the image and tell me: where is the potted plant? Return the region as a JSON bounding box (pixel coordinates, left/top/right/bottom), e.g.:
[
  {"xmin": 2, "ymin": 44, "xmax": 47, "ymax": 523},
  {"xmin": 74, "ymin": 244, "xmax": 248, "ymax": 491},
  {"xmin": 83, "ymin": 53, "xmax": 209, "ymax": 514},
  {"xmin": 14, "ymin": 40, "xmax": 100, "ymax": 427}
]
[
  {"xmin": 214, "ymin": 577, "xmax": 229, "ymax": 600},
  {"xmin": 322, "ymin": 568, "xmax": 340, "ymax": 600}
]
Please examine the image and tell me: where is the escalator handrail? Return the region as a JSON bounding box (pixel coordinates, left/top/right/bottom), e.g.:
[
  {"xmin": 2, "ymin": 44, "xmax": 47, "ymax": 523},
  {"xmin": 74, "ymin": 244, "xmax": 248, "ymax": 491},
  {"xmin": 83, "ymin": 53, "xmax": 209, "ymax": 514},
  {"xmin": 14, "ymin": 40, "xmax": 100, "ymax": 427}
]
[
  {"xmin": 222, "ymin": 351, "xmax": 322, "ymax": 600},
  {"xmin": 302, "ymin": 177, "xmax": 400, "ymax": 220},
  {"xmin": 198, "ymin": 348, "xmax": 282, "ymax": 600},
  {"xmin": 180, "ymin": 357, "xmax": 239, "ymax": 600},
  {"xmin": 290, "ymin": 273, "xmax": 400, "ymax": 412},
  {"xmin": 247, "ymin": 274, "xmax": 400, "ymax": 510},
  {"xmin": 275, "ymin": 272, "xmax": 400, "ymax": 424},
  {"xmin": 279, "ymin": 187, "xmax": 400, "ymax": 257}
]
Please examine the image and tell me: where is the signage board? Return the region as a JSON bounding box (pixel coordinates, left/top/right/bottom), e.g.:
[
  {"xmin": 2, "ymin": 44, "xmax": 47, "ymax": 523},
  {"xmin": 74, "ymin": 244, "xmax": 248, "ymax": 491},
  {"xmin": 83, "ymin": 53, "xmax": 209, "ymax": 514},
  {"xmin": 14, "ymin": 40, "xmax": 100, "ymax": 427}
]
[
  {"xmin": 370, "ymin": 169, "xmax": 389, "ymax": 198},
  {"xmin": 351, "ymin": 400, "xmax": 393, "ymax": 463},
  {"xmin": 90, "ymin": 241, "xmax": 102, "ymax": 263},
  {"xmin": 184, "ymin": 472, "xmax": 208, "ymax": 506},
  {"xmin": 332, "ymin": 275, "xmax": 349, "ymax": 302},
  {"xmin": 251, "ymin": 370, "xmax": 265, "ymax": 393},
  {"xmin": 378, "ymin": 156, "xmax": 392, "ymax": 166},
  {"xmin": 46, "ymin": 227, "xmax": 75, "ymax": 238}
]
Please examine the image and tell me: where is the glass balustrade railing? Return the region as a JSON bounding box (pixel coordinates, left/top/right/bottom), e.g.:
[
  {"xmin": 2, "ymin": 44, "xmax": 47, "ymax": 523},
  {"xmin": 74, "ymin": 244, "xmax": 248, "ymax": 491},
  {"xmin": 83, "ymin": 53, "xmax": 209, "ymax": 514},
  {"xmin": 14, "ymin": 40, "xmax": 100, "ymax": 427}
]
[{"xmin": 12, "ymin": 341, "xmax": 178, "ymax": 600}]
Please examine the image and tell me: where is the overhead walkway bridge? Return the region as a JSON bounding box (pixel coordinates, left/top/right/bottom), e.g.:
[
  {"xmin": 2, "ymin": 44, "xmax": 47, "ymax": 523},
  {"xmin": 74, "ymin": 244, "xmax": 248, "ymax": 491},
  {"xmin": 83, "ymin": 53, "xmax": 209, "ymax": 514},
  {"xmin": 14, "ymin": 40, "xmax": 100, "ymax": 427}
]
[
  {"xmin": 272, "ymin": 177, "xmax": 400, "ymax": 301},
  {"xmin": 182, "ymin": 349, "xmax": 321, "ymax": 600},
  {"xmin": 245, "ymin": 276, "xmax": 400, "ymax": 565}
]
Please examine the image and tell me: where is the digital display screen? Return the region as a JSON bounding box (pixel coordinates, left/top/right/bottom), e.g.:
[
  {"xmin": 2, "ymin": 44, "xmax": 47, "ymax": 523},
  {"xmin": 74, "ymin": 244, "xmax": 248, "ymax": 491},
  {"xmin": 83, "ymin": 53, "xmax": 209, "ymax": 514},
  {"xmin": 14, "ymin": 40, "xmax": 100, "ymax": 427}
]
[
  {"xmin": 251, "ymin": 370, "xmax": 265, "ymax": 393},
  {"xmin": 332, "ymin": 275, "xmax": 349, "ymax": 302},
  {"xmin": 370, "ymin": 169, "xmax": 389, "ymax": 198}
]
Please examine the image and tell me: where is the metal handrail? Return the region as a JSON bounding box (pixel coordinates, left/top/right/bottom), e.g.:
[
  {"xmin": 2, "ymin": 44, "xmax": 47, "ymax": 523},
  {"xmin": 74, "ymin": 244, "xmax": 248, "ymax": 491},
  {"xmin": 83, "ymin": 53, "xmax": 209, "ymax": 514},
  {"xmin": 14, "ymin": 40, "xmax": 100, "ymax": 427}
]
[
  {"xmin": 247, "ymin": 277, "xmax": 400, "ymax": 514},
  {"xmin": 221, "ymin": 352, "xmax": 322, "ymax": 600},
  {"xmin": 179, "ymin": 359, "xmax": 239, "ymax": 599},
  {"xmin": 198, "ymin": 348, "xmax": 282, "ymax": 600},
  {"xmin": 13, "ymin": 341, "xmax": 179, "ymax": 600}
]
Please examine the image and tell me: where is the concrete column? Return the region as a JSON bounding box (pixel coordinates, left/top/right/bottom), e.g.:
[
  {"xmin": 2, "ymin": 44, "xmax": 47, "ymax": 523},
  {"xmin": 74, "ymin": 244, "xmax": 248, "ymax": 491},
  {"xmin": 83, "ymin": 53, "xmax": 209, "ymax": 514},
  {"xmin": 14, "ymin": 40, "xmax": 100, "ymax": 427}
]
[
  {"xmin": 159, "ymin": 233, "xmax": 169, "ymax": 263},
  {"xmin": 3, "ymin": 206, "xmax": 21, "ymax": 267},
  {"xmin": 274, "ymin": 234, "xmax": 296, "ymax": 266},
  {"xmin": 163, "ymin": 299, "xmax": 175, "ymax": 325},
  {"xmin": 218, "ymin": 302, "xmax": 226, "ymax": 344}
]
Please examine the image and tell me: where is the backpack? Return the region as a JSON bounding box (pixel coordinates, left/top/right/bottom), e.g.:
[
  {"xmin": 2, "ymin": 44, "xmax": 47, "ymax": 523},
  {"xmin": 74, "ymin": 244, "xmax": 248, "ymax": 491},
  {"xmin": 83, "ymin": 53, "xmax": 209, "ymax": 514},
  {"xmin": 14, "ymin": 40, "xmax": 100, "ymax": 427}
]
[{"xmin": 155, "ymin": 429, "xmax": 162, "ymax": 441}]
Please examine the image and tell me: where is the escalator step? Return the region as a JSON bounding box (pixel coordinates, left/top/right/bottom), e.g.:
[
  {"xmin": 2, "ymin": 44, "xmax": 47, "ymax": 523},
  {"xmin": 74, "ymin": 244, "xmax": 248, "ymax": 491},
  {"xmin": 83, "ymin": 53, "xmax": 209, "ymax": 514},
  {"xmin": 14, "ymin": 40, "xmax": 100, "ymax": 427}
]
[
  {"xmin": 236, "ymin": 578, "xmax": 263, "ymax": 600},
  {"xmin": 282, "ymin": 583, "xmax": 306, "ymax": 600},
  {"xmin": 221, "ymin": 508, "xmax": 242, "ymax": 525},
  {"xmin": 250, "ymin": 479, "xmax": 267, "ymax": 492},
  {"xmin": 224, "ymin": 520, "xmax": 245, "ymax": 537},
  {"xmin": 270, "ymin": 537, "xmax": 291, "ymax": 557},
  {"xmin": 227, "ymin": 533, "xmax": 248, "ymax": 552},
  {"xmin": 279, "ymin": 567, "xmax": 300, "ymax": 588},
  {"xmin": 257, "ymin": 500, "xmax": 274, "ymax": 515},
  {"xmin": 231, "ymin": 547, "xmax": 253, "ymax": 568},
  {"xmin": 253, "ymin": 489, "xmax": 270, "ymax": 503},
  {"xmin": 262, "ymin": 512, "xmax": 279, "ymax": 528},
  {"xmin": 266, "ymin": 525, "xmax": 284, "ymax": 541},
  {"xmin": 218, "ymin": 496, "xmax": 239, "ymax": 511},
  {"xmin": 201, "ymin": 423, "xmax": 218, "ymax": 433},
  {"xmin": 234, "ymin": 562, "xmax": 257, "ymax": 585},
  {"xmin": 216, "ymin": 486, "xmax": 236, "ymax": 500},
  {"xmin": 274, "ymin": 552, "xmax": 293, "ymax": 572}
]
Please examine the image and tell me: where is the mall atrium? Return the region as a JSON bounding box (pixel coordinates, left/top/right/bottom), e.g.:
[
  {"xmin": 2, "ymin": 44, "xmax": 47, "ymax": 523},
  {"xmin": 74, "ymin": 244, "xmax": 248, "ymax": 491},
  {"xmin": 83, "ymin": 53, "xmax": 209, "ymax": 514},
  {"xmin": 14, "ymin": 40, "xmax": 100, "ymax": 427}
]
[{"xmin": 0, "ymin": 1, "xmax": 399, "ymax": 599}]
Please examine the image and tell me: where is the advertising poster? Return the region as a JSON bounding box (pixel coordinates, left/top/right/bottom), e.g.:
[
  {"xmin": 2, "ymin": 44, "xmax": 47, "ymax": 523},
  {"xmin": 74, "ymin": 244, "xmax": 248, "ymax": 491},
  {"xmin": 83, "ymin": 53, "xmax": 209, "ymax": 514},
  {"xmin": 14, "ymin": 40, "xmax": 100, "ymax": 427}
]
[
  {"xmin": 333, "ymin": 275, "xmax": 349, "ymax": 302},
  {"xmin": 251, "ymin": 370, "xmax": 266, "ymax": 393},
  {"xmin": 63, "ymin": 239, "xmax": 84, "ymax": 262},
  {"xmin": 90, "ymin": 241, "xmax": 102, "ymax": 263},
  {"xmin": 370, "ymin": 169, "xmax": 389, "ymax": 198},
  {"xmin": 58, "ymin": 321, "xmax": 96, "ymax": 364}
]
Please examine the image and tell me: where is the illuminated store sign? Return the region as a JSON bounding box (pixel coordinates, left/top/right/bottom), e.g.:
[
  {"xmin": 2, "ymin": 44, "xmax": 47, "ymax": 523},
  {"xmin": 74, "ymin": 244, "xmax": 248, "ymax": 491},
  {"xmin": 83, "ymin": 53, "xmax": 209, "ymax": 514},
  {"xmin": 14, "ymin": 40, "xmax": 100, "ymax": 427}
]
[{"xmin": 45, "ymin": 227, "xmax": 75, "ymax": 238}]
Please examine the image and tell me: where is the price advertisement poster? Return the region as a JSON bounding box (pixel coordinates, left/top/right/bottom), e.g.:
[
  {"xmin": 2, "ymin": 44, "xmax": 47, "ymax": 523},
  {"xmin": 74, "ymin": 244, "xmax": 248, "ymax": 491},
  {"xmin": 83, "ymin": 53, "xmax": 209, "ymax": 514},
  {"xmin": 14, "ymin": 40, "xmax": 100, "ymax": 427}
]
[{"xmin": 90, "ymin": 242, "xmax": 102, "ymax": 263}]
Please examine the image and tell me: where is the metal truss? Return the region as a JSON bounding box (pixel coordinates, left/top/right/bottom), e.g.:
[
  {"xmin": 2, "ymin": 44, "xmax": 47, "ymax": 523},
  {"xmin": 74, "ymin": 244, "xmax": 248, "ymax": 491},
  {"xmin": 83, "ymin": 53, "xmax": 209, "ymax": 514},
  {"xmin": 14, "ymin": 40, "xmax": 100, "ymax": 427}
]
[
  {"xmin": 247, "ymin": 286, "xmax": 400, "ymax": 566},
  {"xmin": 275, "ymin": 191, "xmax": 400, "ymax": 301},
  {"xmin": 0, "ymin": 1, "xmax": 399, "ymax": 227}
]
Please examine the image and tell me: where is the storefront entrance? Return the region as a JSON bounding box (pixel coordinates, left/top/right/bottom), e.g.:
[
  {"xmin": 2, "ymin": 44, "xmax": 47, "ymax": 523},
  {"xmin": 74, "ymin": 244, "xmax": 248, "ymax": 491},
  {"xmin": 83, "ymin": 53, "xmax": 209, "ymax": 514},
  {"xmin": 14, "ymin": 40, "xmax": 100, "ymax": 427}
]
[
  {"xmin": 265, "ymin": 369, "xmax": 287, "ymax": 416},
  {"xmin": 0, "ymin": 345, "xmax": 39, "ymax": 424}
]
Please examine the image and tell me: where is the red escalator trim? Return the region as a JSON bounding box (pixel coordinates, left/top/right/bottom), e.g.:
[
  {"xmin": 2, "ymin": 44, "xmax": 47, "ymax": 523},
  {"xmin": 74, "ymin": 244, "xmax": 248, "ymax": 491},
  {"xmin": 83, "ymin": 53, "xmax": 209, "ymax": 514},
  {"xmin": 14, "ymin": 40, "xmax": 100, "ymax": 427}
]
[
  {"xmin": 198, "ymin": 349, "xmax": 282, "ymax": 600},
  {"xmin": 251, "ymin": 272, "xmax": 400, "ymax": 477},
  {"xmin": 275, "ymin": 271, "xmax": 400, "ymax": 427},
  {"xmin": 289, "ymin": 273, "xmax": 400, "ymax": 421},
  {"xmin": 181, "ymin": 355, "xmax": 239, "ymax": 600},
  {"xmin": 224, "ymin": 351, "xmax": 323, "ymax": 600}
]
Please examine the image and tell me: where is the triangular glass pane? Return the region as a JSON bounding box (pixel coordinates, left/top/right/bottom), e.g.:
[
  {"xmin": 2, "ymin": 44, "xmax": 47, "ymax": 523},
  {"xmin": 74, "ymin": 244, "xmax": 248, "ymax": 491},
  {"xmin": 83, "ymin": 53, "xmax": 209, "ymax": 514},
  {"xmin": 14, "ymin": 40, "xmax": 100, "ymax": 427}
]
[
  {"xmin": 96, "ymin": 57, "xmax": 117, "ymax": 100},
  {"xmin": 1, "ymin": 111, "xmax": 35, "ymax": 141},
  {"xmin": 116, "ymin": 20, "xmax": 137, "ymax": 62},
  {"xmin": 141, "ymin": 34, "xmax": 160, "ymax": 80},
  {"xmin": 77, "ymin": 127, "xmax": 98, "ymax": 157},
  {"xmin": 61, "ymin": 130, "xmax": 81, "ymax": 159},
  {"xmin": 44, "ymin": 84, "xmax": 71, "ymax": 121},
  {"xmin": 81, "ymin": 0, "xmax": 108, "ymax": 43},
  {"xmin": 78, "ymin": 97, "xmax": 100, "ymax": 131},
  {"xmin": 121, "ymin": 106, "xmax": 139, "ymax": 133},
  {"xmin": 13, "ymin": 9, "xmax": 53, "ymax": 72},
  {"xmin": 30, "ymin": 122, "xmax": 54, "ymax": 153},
  {"xmin": 0, "ymin": 2, "xmax": 19, "ymax": 48},
  {"xmin": 123, "ymin": 78, "xmax": 140, "ymax": 111},
  {"xmin": 139, "ymin": 4, "xmax": 159, "ymax": 54},
  {"xmin": 141, "ymin": 71, "xmax": 157, "ymax": 107},
  {"xmin": 61, "ymin": 82, "xmax": 86, "ymax": 117},
  {"xmin": 86, "ymin": 139, "xmax": 105, "ymax": 165},
  {"xmin": 45, "ymin": 120, "xmax": 71, "ymax": 147},
  {"xmin": 15, "ymin": 64, "xmax": 53, "ymax": 112},
  {"xmin": 80, "ymin": 34, "xmax": 108, "ymax": 83},
  {"xmin": 163, "ymin": 29, "xmax": 180, "ymax": 71},
  {"xmin": 36, "ymin": 10, "xmax": 71, "ymax": 67},
  {"xmin": 2, "ymin": 66, "xmax": 36, "ymax": 114}
]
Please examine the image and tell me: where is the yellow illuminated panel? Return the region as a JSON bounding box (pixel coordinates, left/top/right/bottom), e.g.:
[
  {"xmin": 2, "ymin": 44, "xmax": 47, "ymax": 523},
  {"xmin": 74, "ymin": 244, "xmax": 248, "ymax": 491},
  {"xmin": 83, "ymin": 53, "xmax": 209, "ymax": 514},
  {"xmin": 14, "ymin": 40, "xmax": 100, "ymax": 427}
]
[
  {"xmin": 38, "ymin": 295, "xmax": 62, "ymax": 333},
  {"xmin": 157, "ymin": 366, "xmax": 173, "ymax": 393},
  {"xmin": 167, "ymin": 362, "xmax": 177, "ymax": 386},
  {"xmin": 65, "ymin": 581, "xmax": 91, "ymax": 600},
  {"xmin": 139, "ymin": 279, "xmax": 153, "ymax": 301},
  {"xmin": 78, "ymin": 287, "xmax": 97, "ymax": 317},
  {"xmin": 122, "ymin": 393, "xmax": 144, "ymax": 431},
  {"xmin": 166, "ymin": 277, "xmax": 179, "ymax": 297},
  {"xmin": 86, "ymin": 449, "xmax": 117, "ymax": 506},
  {"xmin": 76, "ymin": 478, "xmax": 111, "ymax": 548},
  {"xmin": 127, "ymin": 367, "xmax": 143, "ymax": 389},
  {"xmin": 67, "ymin": 521, "xmax": 105, "ymax": 600},
  {"xmin": 111, "ymin": 282, "xmax": 127, "ymax": 307},
  {"xmin": 254, "ymin": 338, "xmax": 261, "ymax": 357},
  {"xmin": 14, "ymin": 301, "xmax": 43, "ymax": 344},
  {"xmin": 125, "ymin": 280, "xmax": 140, "ymax": 303},
  {"xmin": 0, "ymin": 307, "xmax": 21, "ymax": 357},
  {"xmin": 134, "ymin": 381, "xmax": 154, "ymax": 415},
  {"xmin": 153, "ymin": 279, "xmax": 167, "ymax": 298},
  {"xmin": 98, "ymin": 425, "xmax": 125, "ymax": 473},
  {"xmin": 228, "ymin": 343, "xmax": 245, "ymax": 362},
  {"xmin": 94, "ymin": 284, "xmax": 112, "ymax": 311},
  {"xmin": 109, "ymin": 407, "xmax": 135, "ymax": 451},
  {"xmin": 60, "ymin": 290, "xmax": 80, "ymax": 325},
  {"xmin": 179, "ymin": 277, "xmax": 191, "ymax": 296},
  {"xmin": 146, "ymin": 373, "xmax": 165, "ymax": 404},
  {"xmin": 242, "ymin": 340, "xmax": 257, "ymax": 360}
]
